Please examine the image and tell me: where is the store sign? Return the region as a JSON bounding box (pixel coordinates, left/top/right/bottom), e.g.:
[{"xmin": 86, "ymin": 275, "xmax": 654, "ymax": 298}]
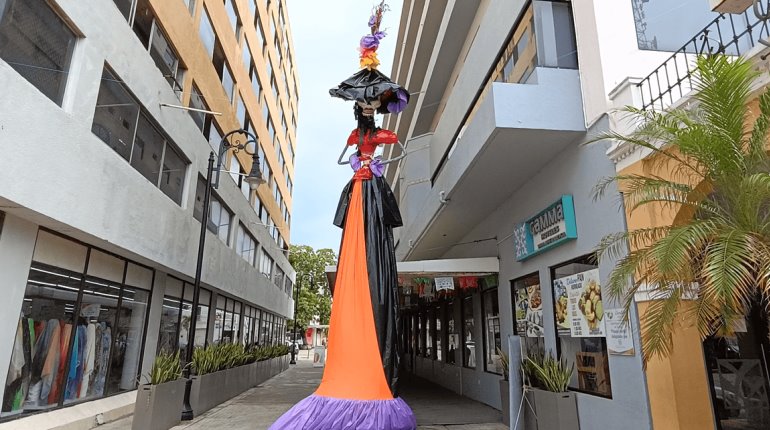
[{"xmin": 514, "ymin": 195, "xmax": 577, "ymax": 261}]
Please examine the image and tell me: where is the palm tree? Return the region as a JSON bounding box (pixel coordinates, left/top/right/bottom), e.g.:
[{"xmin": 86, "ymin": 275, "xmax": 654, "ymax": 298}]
[{"xmin": 593, "ymin": 55, "xmax": 770, "ymax": 363}]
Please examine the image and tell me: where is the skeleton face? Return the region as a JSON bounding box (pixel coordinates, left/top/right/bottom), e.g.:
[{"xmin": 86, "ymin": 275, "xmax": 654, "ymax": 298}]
[{"xmin": 357, "ymin": 99, "xmax": 382, "ymax": 116}]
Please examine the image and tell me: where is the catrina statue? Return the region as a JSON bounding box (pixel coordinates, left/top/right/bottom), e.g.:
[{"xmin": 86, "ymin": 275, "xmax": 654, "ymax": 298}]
[{"xmin": 269, "ymin": 2, "xmax": 416, "ymax": 429}]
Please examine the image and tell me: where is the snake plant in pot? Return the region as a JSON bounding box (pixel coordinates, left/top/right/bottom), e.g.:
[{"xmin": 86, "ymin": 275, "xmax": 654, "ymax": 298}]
[
  {"xmin": 524, "ymin": 354, "xmax": 580, "ymax": 430},
  {"xmin": 132, "ymin": 352, "xmax": 185, "ymax": 430}
]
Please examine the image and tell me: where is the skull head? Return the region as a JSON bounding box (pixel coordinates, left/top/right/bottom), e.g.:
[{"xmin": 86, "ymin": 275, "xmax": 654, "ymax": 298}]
[{"xmin": 356, "ymin": 98, "xmax": 382, "ymax": 117}]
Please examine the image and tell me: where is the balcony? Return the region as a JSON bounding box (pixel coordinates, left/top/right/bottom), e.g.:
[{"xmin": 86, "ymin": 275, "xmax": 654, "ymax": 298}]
[
  {"xmin": 398, "ymin": 67, "xmax": 585, "ymax": 261},
  {"xmin": 638, "ymin": 8, "xmax": 770, "ymax": 111}
]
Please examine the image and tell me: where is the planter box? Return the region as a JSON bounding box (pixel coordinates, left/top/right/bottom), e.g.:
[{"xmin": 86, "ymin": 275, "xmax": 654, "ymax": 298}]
[
  {"xmin": 531, "ymin": 388, "xmax": 579, "ymax": 430},
  {"xmin": 132, "ymin": 379, "xmax": 185, "ymax": 430},
  {"xmin": 190, "ymin": 369, "xmax": 228, "ymax": 415},
  {"xmin": 500, "ymin": 379, "xmax": 510, "ymax": 427}
]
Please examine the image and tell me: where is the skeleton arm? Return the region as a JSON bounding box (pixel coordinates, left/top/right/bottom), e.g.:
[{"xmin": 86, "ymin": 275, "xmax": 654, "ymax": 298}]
[{"xmin": 379, "ymin": 140, "xmax": 407, "ymax": 165}]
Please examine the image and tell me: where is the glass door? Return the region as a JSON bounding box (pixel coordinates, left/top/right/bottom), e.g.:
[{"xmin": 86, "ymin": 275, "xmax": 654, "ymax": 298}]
[{"xmin": 704, "ymin": 303, "xmax": 770, "ymax": 430}]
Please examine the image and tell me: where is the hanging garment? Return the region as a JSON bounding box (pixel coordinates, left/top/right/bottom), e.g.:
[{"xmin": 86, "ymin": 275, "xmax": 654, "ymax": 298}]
[
  {"xmin": 26, "ymin": 319, "xmax": 52, "ymax": 407},
  {"xmin": 2, "ymin": 319, "xmax": 27, "ymax": 412},
  {"xmin": 64, "ymin": 326, "xmax": 85, "ymax": 400},
  {"xmin": 92, "ymin": 324, "xmax": 111, "ymax": 397},
  {"xmin": 79, "ymin": 324, "xmax": 96, "ymax": 398},
  {"xmin": 88, "ymin": 323, "xmax": 103, "ymax": 397},
  {"xmin": 38, "ymin": 320, "xmax": 62, "ymax": 404},
  {"xmin": 48, "ymin": 323, "xmax": 72, "ymax": 405}
]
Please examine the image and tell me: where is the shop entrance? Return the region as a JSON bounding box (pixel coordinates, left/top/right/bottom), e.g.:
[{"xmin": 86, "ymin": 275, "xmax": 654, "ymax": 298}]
[{"xmin": 704, "ymin": 303, "xmax": 770, "ymax": 430}]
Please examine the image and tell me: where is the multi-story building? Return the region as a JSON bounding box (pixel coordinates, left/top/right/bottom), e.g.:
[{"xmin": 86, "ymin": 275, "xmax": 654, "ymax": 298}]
[
  {"xmin": 0, "ymin": 0, "xmax": 298, "ymax": 426},
  {"xmin": 385, "ymin": 0, "xmax": 768, "ymax": 429}
]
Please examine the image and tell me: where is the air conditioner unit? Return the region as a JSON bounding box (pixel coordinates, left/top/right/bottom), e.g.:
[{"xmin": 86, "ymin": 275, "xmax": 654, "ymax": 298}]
[{"xmin": 710, "ymin": 0, "xmax": 753, "ymax": 13}]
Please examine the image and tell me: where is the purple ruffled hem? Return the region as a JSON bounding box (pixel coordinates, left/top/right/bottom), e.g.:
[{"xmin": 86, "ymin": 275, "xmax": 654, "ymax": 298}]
[{"xmin": 269, "ymin": 394, "xmax": 417, "ymax": 430}]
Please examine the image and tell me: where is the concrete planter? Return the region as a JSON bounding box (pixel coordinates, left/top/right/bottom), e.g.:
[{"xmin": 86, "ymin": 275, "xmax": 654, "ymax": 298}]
[
  {"xmin": 131, "ymin": 379, "xmax": 185, "ymax": 430},
  {"xmin": 190, "ymin": 358, "xmax": 288, "ymax": 416},
  {"xmin": 531, "ymin": 388, "xmax": 579, "ymax": 430},
  {"xmin": 499, "ymin": 379, "xmax": 510, "ymax": 426}
]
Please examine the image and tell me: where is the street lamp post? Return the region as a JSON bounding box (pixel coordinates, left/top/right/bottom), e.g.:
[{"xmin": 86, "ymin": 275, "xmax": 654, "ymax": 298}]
[
  {"xmin": 181, "ymin": 129, "xmax": 265, "ymax": 421},
  {"xmin": 290, "ymin": 273, "xmax": 313, "ymax": 364}
]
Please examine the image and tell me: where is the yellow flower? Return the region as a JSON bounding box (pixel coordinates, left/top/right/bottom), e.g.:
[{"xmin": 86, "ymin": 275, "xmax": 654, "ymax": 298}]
[{"xmin": 360, "ymin": 51, "xmax": 380, "ymax": 70}]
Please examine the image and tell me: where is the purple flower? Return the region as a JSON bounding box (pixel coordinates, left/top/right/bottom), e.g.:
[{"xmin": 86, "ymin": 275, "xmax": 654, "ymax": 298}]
[
  {"xmin": 387, "ymin": 89, "xmax": 409, "ymax": 114},
  {"xmin": 368, "ymin": 15, "xmax": 377, "ymax": 27},
  {"xmin": 360, "ymin": 35, "xmax": 380, "ymax": 50}
]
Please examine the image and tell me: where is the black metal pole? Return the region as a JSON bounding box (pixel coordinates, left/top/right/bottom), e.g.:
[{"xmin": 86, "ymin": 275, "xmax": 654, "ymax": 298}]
[
  {"xmin": 290, "ymin": 276, "xmax": 303, "ymax": 364},
  {"xmin": 181, "ymin": 152, "xmax": 215, "ymax": 421}
]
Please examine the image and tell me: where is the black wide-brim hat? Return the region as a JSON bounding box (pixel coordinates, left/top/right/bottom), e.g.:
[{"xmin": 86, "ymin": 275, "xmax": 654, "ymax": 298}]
[{"xmin": 329, "ymin": 69, "xmax": 409, "ymax": 114}]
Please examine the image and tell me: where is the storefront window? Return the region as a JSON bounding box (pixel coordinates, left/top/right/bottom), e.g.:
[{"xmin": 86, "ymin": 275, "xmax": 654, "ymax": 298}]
[
  {"xmin": 1, "ymin": 231, "xmax": 153, "ymax": 417},
  {"xmin": 435, "ymin": 305, "xmax": 443, "ymax": 361},
  {"xmin": 214, "ymin": 296, "xmax": 225, "ymax": 344},
  {"xmin": 552, "ymin": 257, "xmax": 612, "ymax": 397},
  {"xmin": 512, "ymin": 273, "xmax": 546, "ymax": 358},
  {"xmin": 462, "ymin": 295, "xmax": 476, "ymax": 369},
  {"xmin": 417, "ymin": 312, "xmax": 424, "ymax": 357},
  {"xmin": 425, "ymin": 310, "xmax": 433, "ymax": 359},
  {"xmin": 483, "ymin": 289, "xmax": 502, "ymax": 374},
  {"xmin": 157, "ymin": 278, "xmax": 183, "ymax": 354},
  {"xmin": 180, "ymin": 284, "xmax": 210, "ymax": 357},
  {"xmin": 447, "ymin": 301, "xmax": 459, "ymax": 365}
]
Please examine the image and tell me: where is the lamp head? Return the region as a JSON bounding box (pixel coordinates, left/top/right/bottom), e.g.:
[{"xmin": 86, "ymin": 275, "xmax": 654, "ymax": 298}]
[{"xmin": 246, "ymin": 154, "xmax": 266, "ymax": 189}]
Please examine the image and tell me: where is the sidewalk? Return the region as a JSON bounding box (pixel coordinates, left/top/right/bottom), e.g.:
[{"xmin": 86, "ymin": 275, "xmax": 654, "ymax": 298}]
[{"xmin": 95, "ymin": 355, "xmax": 505, "ymax": 430}]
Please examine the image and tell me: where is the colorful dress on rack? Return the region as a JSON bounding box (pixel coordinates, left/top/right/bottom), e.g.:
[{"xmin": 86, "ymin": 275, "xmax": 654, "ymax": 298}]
[{"xmin": 269, "ymin": 129, "xmax": 415, "ymax": 430}]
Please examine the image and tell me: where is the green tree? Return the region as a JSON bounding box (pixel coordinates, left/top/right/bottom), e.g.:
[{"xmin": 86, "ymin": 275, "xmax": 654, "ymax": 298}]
[
  {"xmin": 287, "ymin": 245, "xmax": 336, "ymax": 333},
  {"xmin": 594, "ymin": 55, "xmax": 770, "ymax": 363}
]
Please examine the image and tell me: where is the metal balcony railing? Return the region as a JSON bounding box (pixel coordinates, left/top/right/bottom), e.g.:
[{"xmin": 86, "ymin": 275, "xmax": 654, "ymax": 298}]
[{"xmin": 638, "ymin": 10, "xmax": 770, "ymax": 111}]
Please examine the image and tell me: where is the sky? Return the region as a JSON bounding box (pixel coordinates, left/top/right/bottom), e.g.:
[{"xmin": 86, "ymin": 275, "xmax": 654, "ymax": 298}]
[{"xmin": 286, "ymin": 0, "xmax": 404, "ymax": 252}]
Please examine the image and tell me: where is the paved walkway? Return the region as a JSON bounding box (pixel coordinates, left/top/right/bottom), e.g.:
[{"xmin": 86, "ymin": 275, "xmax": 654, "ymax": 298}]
[{"xmin": 96, "ymin": 356, "xmax": 505, "ymax": 430}]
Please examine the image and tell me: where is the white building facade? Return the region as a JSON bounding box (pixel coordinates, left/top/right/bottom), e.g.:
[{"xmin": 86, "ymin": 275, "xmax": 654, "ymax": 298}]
[
  {"xmin": 385, "ymin": 0, "xmax": 749, "ymax": 428},
  {"xmin": 0, "ymin": 0, "xmax": 296, "ymax": 426}
]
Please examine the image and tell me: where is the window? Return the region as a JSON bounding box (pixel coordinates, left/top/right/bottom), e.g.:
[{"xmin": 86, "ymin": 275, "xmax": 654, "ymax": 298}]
[
  {"xmin": 1, "ymin": 232, "xmax": 153, "ymax": 415},
  {"xmin": 632, "ymin": 0, "xmax": 726, "ymax": 52},
  {"xmin": 92, "ymin": 67, "xmax": 189, "ymax": 205},
  {"xmin": 462, "ymin": 295, "xmax": 476, "ymax": 368},
  {"xmin": 0, "ymin": 0, "xmax": 77, "ymax": 106},
  {"xmin": 158, "ymin": 277, "xmax": 184, "ymax": 354},
  {"xmin": 256, "ymin": 19, "xmax": 266, "ymax": 54},
  {"xmin": 435, "ymin": 305, "xmax": 443, "ymax": 361},
  {"xmin": 446, "ymin": 301, "xmax": 458, "ymax": 364},
  {"xmin": 417, "ymin": 311, "xmax": 424, "ymax": 356},
  {"xmin": 483, "ymin": 289, "xmax": 502, "ymax": 374},
  {"xmin": 270, "ymin": 76, "xmax": 279, "ymax": 102},
  {"xmin": 189, "ymin": 83, "xmax": 209, "ymax": 132},
  {"xmin": 207, "ymin": 121, "xmax": 223, "ymax": 153},
  {"xmin": 236, "ymin": 224, "xmax": 257, "ymax": 266},
  {"xmin": 193, "ymin": 176, "xmax": 232, "ymax": 243},
  {"xmin": 236, "ymin": 94, "xmax": 246, "ymax": 127},
  {"xmin": 182, "ymin": 0, "xmax": 196, "ymax": 14},
  {"xmin": 552, "ymin": 256, "xmax": 612, "ymax": 397},
  {"xmin": 242, "ymin": 39, "xmax": 252, "ymax": 73},
  {"xmin": 247, "ymin": 0, "xmax": 256, "ymax": 16},
  {"xmin": 512, "ymin": 273, "xmax": 546, "ymax": 360},
  {"xmin": 222, "ymin": 63, "xmax": 235, "ymax": 103},
  {"xmin": 274, "ymin": 35, "xmax": 282, "ymax": 63},
  {"xmin": 224, "ymin": 0, "xmax": 241, "ymax": 38},
  {"xmin": 267, "ymin": 118, "xmax": 275, "ymax": 142},
  {"xmin": 199, "ymin": 8, "xmax": 216, "ymax": 59},
  {"xmin": 130, "ymin": 0, "xmax": 185, "ymax": 91},
  {"xmin": 425, "ymin": 309, "xmax": 433, "ymax": 359},
  {"xmin": 259, "ymin": 248, "xmax": 274, "ymax": 278},
  {"xmin": 250, "ymin": 66, "xmax": 262, "ymax": 100},
  {"xmin": 274, "ymin": 266, "xmax": 285, "ymax": 289}
]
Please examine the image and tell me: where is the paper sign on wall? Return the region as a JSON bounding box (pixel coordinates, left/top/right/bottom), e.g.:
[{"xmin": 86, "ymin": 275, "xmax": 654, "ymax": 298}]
[
  {"xmin": 605, "ymin": 308, "xmax": 635, "ymax": 355},
  {"xmin": 434, "ymin": 277, "xmax": 455, "ymax": 291}
]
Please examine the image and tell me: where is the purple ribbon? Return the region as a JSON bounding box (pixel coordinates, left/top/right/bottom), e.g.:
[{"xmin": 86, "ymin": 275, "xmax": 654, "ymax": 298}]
[{"xmin": 349, "ymin": 154, "xmax": 385, "ymax": 177}]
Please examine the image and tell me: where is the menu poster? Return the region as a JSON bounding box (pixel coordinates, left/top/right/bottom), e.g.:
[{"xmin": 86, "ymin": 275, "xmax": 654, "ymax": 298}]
[
  {"xmin": 606, "ymin": 308, "xmax": 635, "ymax": 356},
  {"xmin": 515, "ymin": 288, "xmax": 529, "ymax": 335},
  {"xmin": 525, "ymin": 284, "xmax": 544, "ymax": 338},
  {"xmin": 553, "ymin": 278, "xmax": 570, "ymax": 334},
  {"xmin": 565, "ymin": 269, "xmax": 605, "ymax": 337}
]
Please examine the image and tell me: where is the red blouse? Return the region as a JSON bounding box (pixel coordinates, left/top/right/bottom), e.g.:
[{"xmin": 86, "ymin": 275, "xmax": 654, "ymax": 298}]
[{"xmin": 347, "ymin": 129, "xmax": 398, "ymax": 156}]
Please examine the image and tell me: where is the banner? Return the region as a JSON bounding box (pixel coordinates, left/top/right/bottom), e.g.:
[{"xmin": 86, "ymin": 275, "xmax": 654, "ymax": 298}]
[{"xmin": 562, "ymin": 269, "xmax": 605, "ymax": 337}]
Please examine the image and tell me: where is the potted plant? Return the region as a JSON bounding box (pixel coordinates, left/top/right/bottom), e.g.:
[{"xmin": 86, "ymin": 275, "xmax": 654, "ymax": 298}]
[
  {"xmin": 497, "ymin": 347, "xmax": 511, "ymax": 426},
  {"xmin": 132, "ymin": 352, "xmax": 185, "ymax": 430},
  {"xmin": 524, "ymin": 354, "xmax": 579, "ymax": 430}
]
